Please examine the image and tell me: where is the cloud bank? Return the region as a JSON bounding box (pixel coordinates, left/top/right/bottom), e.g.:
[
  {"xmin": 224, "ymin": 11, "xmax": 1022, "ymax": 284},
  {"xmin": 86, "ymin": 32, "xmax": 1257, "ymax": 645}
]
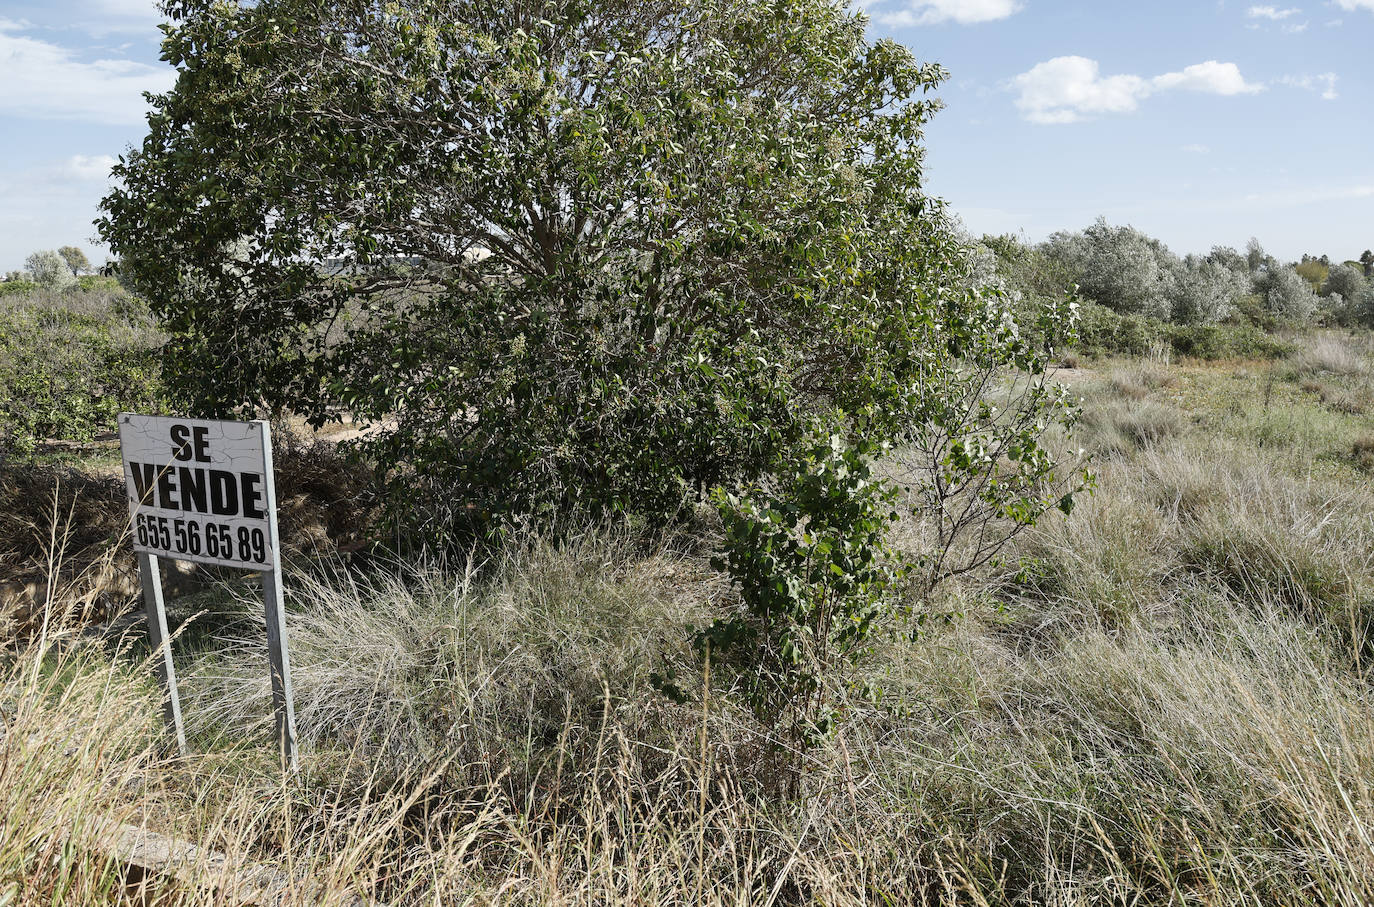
[
  {"xmin": 873, "ymin": 0, "xmax": 1022, "ymax": 27},
  {"xmin": 1012, "ymin": 57, "xmax": 1263, "ymax": 124},
  {"xmin": 0, "ymin": 21, "xmax": 174, "ymax": 125}
]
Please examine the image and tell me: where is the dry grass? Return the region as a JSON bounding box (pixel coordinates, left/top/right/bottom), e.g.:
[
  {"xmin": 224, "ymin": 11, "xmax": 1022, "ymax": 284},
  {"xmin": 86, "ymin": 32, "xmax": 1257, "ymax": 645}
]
[
  {"xmin": 1290, "ymin": 332, "xmax": 1370, "ymax": 377},
  {"xmin": 1354, "ymin": 436, "xmax": 1374, "ymax": 473},
  {"xmin": 180, "ymin": 531, "xmax": 725, "ymax": 794},
  {"xmin": 7, "ymin": 347, "xmax": 1374, "ymax": 904},
  {"xmin": 1108, "ymin": 360, "xmax": 1178, "ymax": 401},
  {"xmin": 10, "ymin": 555, "xmax": 1374, "ymax": 905},
  {"xmin": 1081, "ymin": 398, "xmax": 1188, "ymax": 458},
  {"xmin": 1299, "ymin": 377, "xmax": 1373, "ymax": 415}
]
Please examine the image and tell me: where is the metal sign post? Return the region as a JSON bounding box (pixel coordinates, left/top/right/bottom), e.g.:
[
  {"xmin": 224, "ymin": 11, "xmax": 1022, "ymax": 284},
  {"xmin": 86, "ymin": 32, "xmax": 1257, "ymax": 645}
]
[
  {"xmin": 118, "ymin": 413, "xmax": 298, "ymax": 770},
  {"xmin": 136, "ymin": 551, "xmax": 187, "ymax": 755}
]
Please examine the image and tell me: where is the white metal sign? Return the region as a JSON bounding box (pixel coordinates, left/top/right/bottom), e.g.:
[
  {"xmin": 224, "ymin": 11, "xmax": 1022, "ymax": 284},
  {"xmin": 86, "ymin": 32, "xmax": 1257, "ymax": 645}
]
[
  {"xmin": 119, "ymin": 413, "xmax": 297, "ymax": 770},
  {"xmin": 119, "ymin": 415, "xmax": 277, "ymax": 570}
]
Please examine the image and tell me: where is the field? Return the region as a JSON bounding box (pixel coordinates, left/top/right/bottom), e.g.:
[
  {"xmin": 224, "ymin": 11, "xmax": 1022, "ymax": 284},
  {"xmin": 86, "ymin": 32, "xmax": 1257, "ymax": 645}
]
[{"xmin": 3, "ymin": 284, "xmax": 1374, "ymax": 903}]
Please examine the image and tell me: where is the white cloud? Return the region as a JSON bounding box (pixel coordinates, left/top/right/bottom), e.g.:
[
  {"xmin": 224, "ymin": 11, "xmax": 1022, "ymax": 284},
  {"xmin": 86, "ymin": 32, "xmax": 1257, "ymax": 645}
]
[
  {"xmin": 1280, "ymin": 72, "xmax": 1340, "ymax": 99},
  {"xmin": 1012, "ymin": 57, "xmax": 1263, "ymax": 124},
  {"xmin": 50, "ymin": 155, "xmax": 119, "ymax": 183},
  {"xmin": 1011, "ymin": 57, "xmax": 1150, "ymax": 124},
  {"xmin": 1182, "ymin": 144, "xmax": 1211, "ymax": 153},
  {"xmin": 0, "ymin": 21, "xmax": 174, "ymax": 124},
  {"xmin": 873, "ymin": 0, "xmax": 1022, "ymax": 27},
  {"xmin": 1247, "ymin": 5, "xmax": 1302, "ymax": 18},
  {"xmin": 1152, "ymin": 62, "xmax": 1265, "ymax": 95},
  {"xmin": 1245, "ymin": 6, "xmax": 1310, "ymax": 31},
  {"xmin": 1332, "ymin": 0, "xmax": 1374, "ymax": 11}
]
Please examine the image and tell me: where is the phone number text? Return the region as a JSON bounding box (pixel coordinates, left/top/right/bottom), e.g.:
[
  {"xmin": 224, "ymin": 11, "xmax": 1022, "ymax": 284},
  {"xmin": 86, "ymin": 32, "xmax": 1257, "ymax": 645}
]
[{"xmin": 135, "ymin": 514, "xmax": 268, "ymax": 564}]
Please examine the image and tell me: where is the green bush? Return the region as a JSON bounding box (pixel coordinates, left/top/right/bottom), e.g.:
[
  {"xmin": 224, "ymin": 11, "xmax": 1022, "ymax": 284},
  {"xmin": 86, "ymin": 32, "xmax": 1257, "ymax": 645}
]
[
  {"xmin": 1071, "ymin": 301, "xmax": 1290, "ymax": 360},
  {"xmin": 0, "ymin": 281, "xmax": 38, "ymax": 298},
  {"xmin": 699, "ymin": 435, "xmax": 903, "ymax": 755},
  {"xmin": 0, "ymin": 285, "xmax": 171, "ymax": 451}
]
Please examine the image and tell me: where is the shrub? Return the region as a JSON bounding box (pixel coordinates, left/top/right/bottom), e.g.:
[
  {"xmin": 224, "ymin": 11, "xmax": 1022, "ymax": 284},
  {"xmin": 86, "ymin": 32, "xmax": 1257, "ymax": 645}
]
[
  {"xmin": 1171, "ymin": 254, "xmax": 1248, "ymax": 324},
  {"xmin": 0, "ymin": 280, "xmax": 37, "ymax": 298},
  {"xmin": 698, "ymin": 436, "xmax": 903, "ymax": 756},
  {"xmin": 1071, "ymin": 301, "xmax": 1289, "ymax": 361},
  {"xmin": 1258, "ymin": 266, "xmax": 1319, "ymax": 323},
  {"xmin": 0, "ymin": 284, "xmax": 170, "ymax": 450},
  {"xmin": 980, "ymin": 232, "xmax": 1077, "ymax": 301},
  {"xmin": 1073, "ymin": 302, "xmax": 1157, "ymax": 357},
  {"xmin": 1042, "ymin": 218, "xmax": 1177, "ymax": 320},
  {"xmin": 23, "ymin": 250, "xmax": 76, "ymax": 291},
  {"xmin": 1166, "ymin": 320, "xmax": 1289, "ymax": 359},
  {"xmin": 1323, "ymin": 262, "xmax": 1366, "ymax": 304},
  {"xmin": 101, "ymin": 0, "xmax": 1078, "ymax": 547}
]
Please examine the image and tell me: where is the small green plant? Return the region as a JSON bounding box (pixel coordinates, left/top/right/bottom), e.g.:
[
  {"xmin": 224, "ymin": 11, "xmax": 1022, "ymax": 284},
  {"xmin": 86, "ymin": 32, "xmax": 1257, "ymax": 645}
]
[{"xmin": 698, "ymin": 435, "xmax": 903, "ymax": 755}]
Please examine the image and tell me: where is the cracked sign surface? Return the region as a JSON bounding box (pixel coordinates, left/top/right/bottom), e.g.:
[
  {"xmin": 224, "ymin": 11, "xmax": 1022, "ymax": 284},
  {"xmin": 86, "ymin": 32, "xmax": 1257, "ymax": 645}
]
[{"xmin": 119, "ymin": 414, "xmax": 278, "ymax": 570}]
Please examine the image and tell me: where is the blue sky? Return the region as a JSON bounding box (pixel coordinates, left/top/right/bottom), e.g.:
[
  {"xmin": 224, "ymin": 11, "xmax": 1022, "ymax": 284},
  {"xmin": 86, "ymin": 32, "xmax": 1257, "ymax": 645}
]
[{"xmin": 0, "ymin": 0, "xmax": 1370, "ymax": 272}]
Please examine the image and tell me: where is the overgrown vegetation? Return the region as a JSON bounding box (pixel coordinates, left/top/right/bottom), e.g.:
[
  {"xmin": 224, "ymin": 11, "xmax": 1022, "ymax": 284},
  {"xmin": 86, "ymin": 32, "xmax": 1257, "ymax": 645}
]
[
  {"xmin": 8, "ymin": 334, "xmax": 1374, "ymax": 903},
  {"xmin": 0, "ymin": 278, "xmax": 170, "ymax": 452},
  {"xmin": 983, "ymin": 226, "xmax": 1374, "ymax": 345},
  {"xmin": 1072, "ymin": 299, "xmax": 1292, "ymax": 361},
  {"xmin": 5, "ymin": 0, "xmax": 1374, "ymax": 901}
]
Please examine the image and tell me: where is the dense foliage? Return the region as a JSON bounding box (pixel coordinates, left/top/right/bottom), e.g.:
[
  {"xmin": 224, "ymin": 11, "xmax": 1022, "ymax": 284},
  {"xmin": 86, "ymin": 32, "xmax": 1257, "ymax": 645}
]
[
  {"xmin": 0, "ymin": 280, "xmax": 169, "ymax": 451},
  {"xmin": 1042, "ymin": 219, "xmax": 1182, "ymax": 321},
  {"xmin": 23, "ymin": 250, "xmax": 75, "ymax": 291},
  {"xmin": 1257, "ymin": 262, "xmax": 1319, "ymax": 323},
  {"xmin": 101, "ymin": 0, "xmax": 1079, "ymax": 543},
  {"xmin": 1072, "ymin": 301, "xmax": 1292, "ymax": 361},
  {"xmin": 998, "ymin": 220, "xmax": 1371, "ymax": 332},
  {"xmin": 700, "ymin": 435, "xmax": 903, "ymax": 754}
]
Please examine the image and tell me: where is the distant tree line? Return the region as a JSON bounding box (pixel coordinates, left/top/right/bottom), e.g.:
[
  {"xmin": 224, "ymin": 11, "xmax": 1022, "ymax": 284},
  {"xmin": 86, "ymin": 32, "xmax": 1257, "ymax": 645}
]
[
  {"xmin": 2, "ymin": 246, "xmax": 95, "ymax": 290},
  {"xmin": 981, "ymin": 218, "xmax": 1374, "ymax": 329}
]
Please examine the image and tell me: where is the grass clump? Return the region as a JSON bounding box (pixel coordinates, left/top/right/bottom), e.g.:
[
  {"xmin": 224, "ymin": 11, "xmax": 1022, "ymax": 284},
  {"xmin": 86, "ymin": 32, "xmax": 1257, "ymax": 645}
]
[
  {"xmin": 1290, "ymin": 332, "xmax": 1370, "ymax": 377},
  {"xmin": 1082, "ymin": 398, "xmax": 1188, "ymax": 457},
  {"xmin": 1108, "ymin": 360, "xmax": 1177, "ymax": 400},
  {"xmin": 1354, "ymin": 436, "xmax": 1374, "ymax": 472},
  {"xmin": 181, "ymin": 531, "xmax": 722, "ymax": 796}
]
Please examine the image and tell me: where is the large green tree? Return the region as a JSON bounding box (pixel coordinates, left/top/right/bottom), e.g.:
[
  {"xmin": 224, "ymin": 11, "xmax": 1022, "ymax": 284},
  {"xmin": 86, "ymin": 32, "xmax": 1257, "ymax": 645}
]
[{"xmin": 101, "ymin": 0, "xmax": 1077, "ymax": 539}]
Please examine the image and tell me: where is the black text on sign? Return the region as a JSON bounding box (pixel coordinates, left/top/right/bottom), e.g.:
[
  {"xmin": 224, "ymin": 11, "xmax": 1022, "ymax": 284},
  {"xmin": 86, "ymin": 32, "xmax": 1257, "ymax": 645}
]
[{"xmin": 119, "ymin": 415, "xmax": 279, "ymax": 570}]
